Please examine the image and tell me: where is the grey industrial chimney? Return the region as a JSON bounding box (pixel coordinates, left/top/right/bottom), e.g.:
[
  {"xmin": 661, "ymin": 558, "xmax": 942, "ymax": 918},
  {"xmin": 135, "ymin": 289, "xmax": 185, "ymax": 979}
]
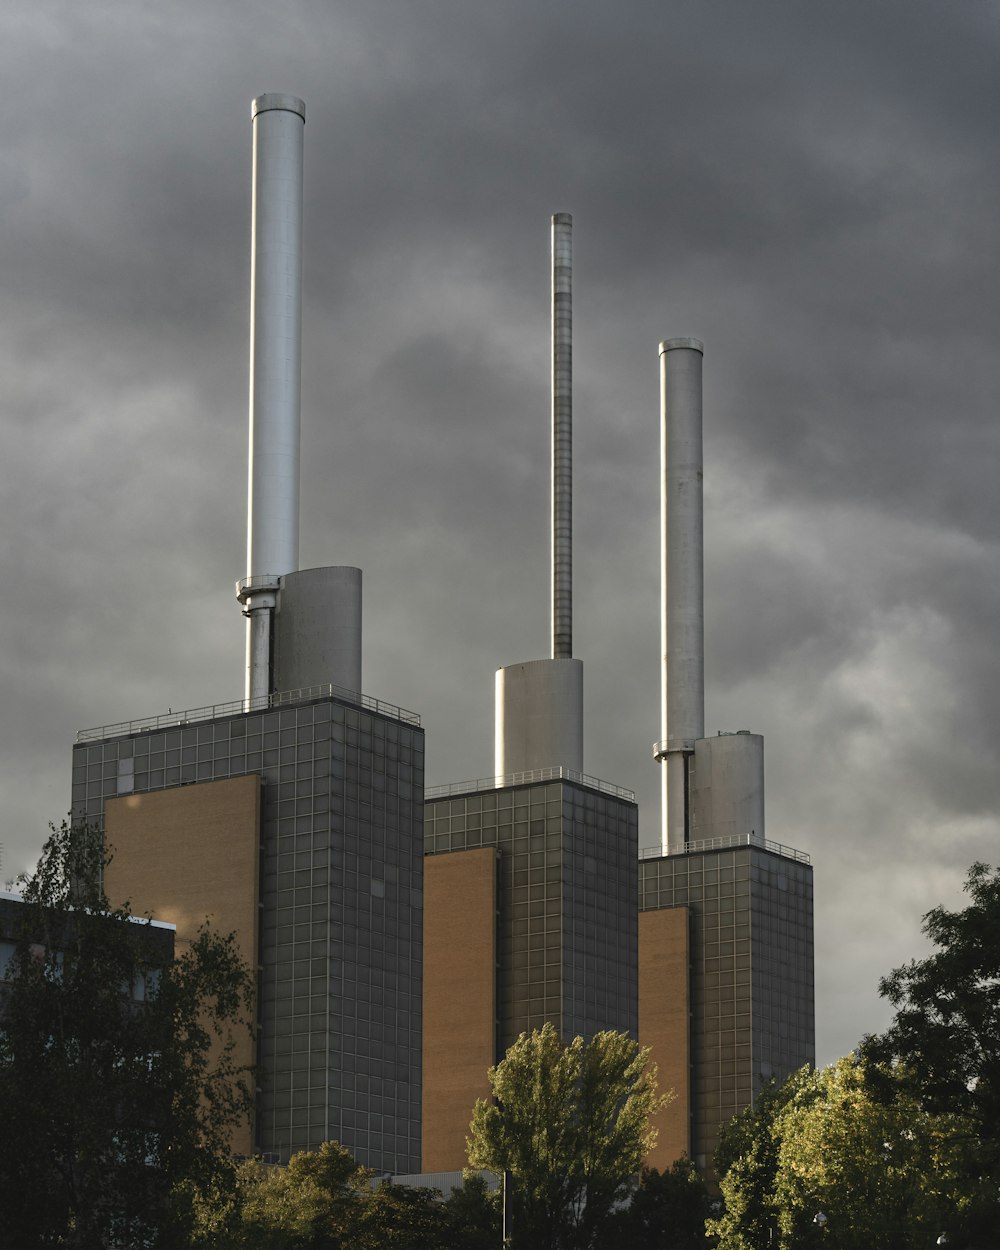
[
  {"xmin": 238, "ymin": 94, "xmax": 362, "ymax": 705},
  {"xmin": 551, "ymin": 212, "xmax": 573, "ymax": 661},
  {"xmin": 654, "ymin": 338, "xmax": 705, "ymax": 852},
  {"xmin": 495, "ymin": 214, "xmax": 583, "ymax": 777},
  {"xmin": 241, "ymin": 94, "xmax": 305, "ymax": 704},
  {"xmin": 653, "ymin": 339, "xmax": 767, "ymax": 852}
]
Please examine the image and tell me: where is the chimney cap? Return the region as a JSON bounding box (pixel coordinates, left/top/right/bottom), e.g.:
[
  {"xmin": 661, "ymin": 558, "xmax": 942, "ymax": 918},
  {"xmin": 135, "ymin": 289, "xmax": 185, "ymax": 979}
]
[
  {"xmin": 252, "ymin": 94, "xmax": 306, "ymax": 122},
  {"xmin": 659, "ymin": 337, "xmax": 704, "ymax": 355}
]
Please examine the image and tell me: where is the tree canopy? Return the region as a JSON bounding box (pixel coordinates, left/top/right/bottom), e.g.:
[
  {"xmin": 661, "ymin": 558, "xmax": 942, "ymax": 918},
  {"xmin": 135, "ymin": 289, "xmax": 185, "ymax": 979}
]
[
  {"xmin": 622, "ymin": 1157, "xmax": 713, "ymax": 1250},
  {"xmin": 0, "ymin": 820, "xmax": 255, "ymax": 1249},
  {"xmin": 708, "ymin": 1067, "xmax": 810, "ymax": 1250},
  {"xmin": 861, "ymin": 861, "xmax": 999, "ymax": 1124},
  {"xmin": 860, "ymin": 860, "xmax": 1000, "ymax": 1246},
  {"xmin": 189, "ymin": 1140, "xmax": 500, "ymax": 1250},
  {"xmin": 467, "ymin": 1022, "xmax": 668, "ymax": 1250},
  {"xmin": 708, "ymin": 1057, "xmax": 968, "ymax": 1250},
  {"xmin": 712, "ymin": 862, "xmax": 1000, "ymax": 1250}
]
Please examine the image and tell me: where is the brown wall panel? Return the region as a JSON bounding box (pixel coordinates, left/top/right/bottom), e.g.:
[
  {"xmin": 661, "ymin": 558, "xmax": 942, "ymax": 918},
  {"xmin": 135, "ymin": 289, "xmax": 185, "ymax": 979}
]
[
  {"xmin": 105, "ymin": 775, "xmax": 261, "ymax": 1156},
  {"xmin": 639, "ymin": 906, "xmax": 691, "ymax": 1170},
  {"xmin": 422, "ymin": 847, "xmax": 497, "ymax": 1173}
]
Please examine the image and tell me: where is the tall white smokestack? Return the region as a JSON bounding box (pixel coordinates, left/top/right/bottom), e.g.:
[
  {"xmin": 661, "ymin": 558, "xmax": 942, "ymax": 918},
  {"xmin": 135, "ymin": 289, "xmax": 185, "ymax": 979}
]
[
  {"xmin": 241, "ymin": 93, "xmax": 305, "ymax": 703},
  {"xmin": 654, "ymin": 338, "xmax": 705, "ymax": 852},
  {"xmin": 551, "ymin": 212, "xmax": 573, "ymax": 660}
]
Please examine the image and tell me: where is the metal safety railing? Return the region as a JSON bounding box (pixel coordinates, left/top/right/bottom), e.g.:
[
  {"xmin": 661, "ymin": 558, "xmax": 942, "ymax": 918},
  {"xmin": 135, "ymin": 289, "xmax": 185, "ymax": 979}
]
[
  {"xmin": 426, "ymin": 766, "xmax": 635, "ymax": 803},
  {"xmin": 638, "ymin": 832, "xmax": 810, "ymax": 864},
  {"xmin": 76, "ymin": 681, "xmax": 421, "ymax": 743}
]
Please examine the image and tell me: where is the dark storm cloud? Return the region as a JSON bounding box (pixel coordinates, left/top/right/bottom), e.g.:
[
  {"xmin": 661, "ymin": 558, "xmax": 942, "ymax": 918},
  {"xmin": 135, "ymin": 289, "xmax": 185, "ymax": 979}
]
[{"xmin": 1, "ymin": 0, "xmax": 998, "ymax": 1062}]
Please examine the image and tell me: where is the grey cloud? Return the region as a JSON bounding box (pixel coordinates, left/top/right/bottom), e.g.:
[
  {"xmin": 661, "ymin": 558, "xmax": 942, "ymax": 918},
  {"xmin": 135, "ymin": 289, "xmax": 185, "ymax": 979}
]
[{"xmin": 0, "ymin": 0, "xmax": 998, "ymax": 1067}]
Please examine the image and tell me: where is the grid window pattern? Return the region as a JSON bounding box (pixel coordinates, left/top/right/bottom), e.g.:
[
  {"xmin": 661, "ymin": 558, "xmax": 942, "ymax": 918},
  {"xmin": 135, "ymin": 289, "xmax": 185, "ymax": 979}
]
[
  {"xmin": 71, "ymin": 694, "xmax": 424, "ymax": 1174},
  {"xmin": 425, "ymin": 779, "xmax": 637, "ymax": 1055},
  {"xmin": 640, "ymin": 846, "xmax": 814, "ymax": 1171}
]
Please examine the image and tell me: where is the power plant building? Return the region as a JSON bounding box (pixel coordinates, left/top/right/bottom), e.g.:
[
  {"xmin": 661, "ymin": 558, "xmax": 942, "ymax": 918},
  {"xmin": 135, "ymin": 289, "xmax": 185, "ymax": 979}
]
[
  {"xmin": 73, "ymin": 95, "xmax": 425, "ymax": 1174},
  {"xmin": 639, "ymin": 340, "xmax": 814, "ymax": 1172},
  {"xmin": 61, "ymin": 95, "xmax": 814, "ymax": 1185},
  {"xmin": 417, "ymin": 212, "xmax": 641, "ymax": 1172},
  {"xmin": 422, "ymin": 771, "xmax": 638, "ymax": 1172},
  {"xmin": 639, "ymin": 837, "xmax": 814, "ymax": 1171},
  {"xmin": 73, "ymin": 689, "xmax": 425, "ymax": 1170}
]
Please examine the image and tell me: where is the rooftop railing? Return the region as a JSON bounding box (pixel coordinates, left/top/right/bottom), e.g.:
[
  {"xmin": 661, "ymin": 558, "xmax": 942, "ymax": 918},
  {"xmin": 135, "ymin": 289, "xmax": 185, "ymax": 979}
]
[
  {"xmin": 639, "ymin": 832, "xmax": 810, "ymax": 864},
  {"xmin": 426, "ymin": 766, "xmax": 635, "ymax": 803},
  {"xmin": 76, "ymin": 682, "xmax": 421, "ymax": 742}
]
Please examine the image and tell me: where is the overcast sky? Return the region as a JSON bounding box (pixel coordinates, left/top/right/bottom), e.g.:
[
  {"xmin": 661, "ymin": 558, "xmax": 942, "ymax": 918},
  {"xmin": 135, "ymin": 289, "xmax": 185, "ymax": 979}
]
[{"xmin": 1, "ymin": 0, "xmax": 998, "ymax": 1066}]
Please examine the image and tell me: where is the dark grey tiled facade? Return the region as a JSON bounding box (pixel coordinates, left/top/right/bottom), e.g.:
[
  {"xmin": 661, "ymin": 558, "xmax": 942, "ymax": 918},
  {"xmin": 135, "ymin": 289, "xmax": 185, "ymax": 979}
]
[
  {"xmin": 72, "ymin": 693, "xmax": 424, "ymax": 1173},
  {"xmin": 425, "ymin": 778, "xmax": 638, "ymax": 1053},
  {"xmin": 640, "ymin": 844, "xmax": 814, "ymax": 1170}
]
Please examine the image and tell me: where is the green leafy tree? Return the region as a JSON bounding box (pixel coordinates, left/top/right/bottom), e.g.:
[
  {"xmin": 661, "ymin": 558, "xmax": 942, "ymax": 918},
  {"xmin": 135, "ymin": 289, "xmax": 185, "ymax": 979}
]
[
  {"xmin": 623, "ymin": 1157, "xmax": 713, "ymax": 1250},
  {"xmin": 0, "ymin": 820, "xmax": 255, "ymax": 1249},
  {"xmin": 861, "ymin": 861, "xmax": 1000, "ymax": 1246},
  {"xmin": 441, "ymin": 1174, "xmax": 502, "ymax": 1250},
  {"xmin": 188, "ymin": 1140, "xmax": 372, "ymax": 1249},
  {"xmin": 354, "ymin": 1182, "xmax": 452, "ymax": 1250},
  {"xmin": 709, "ymin": 1070, "xmax": 810, "ymax": 1250},
  {"xmin": 771, "ymin": 1056, "xmax": 956, "ymax": 1250},
  {"xmin": 632, "ymin": 1157, "xmax": 712, "ymax": 1249},
  {"xmin": 467, "ymin": 1022, "xmax": 668, "ymax": 1250},
  {"xmin": 709, "ymin": 1058, "xmax": 964, "ymax": 1250},
  {"xmin": 192, "ymin": 1142, "xmax": 498, "ymax": 1250}
]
